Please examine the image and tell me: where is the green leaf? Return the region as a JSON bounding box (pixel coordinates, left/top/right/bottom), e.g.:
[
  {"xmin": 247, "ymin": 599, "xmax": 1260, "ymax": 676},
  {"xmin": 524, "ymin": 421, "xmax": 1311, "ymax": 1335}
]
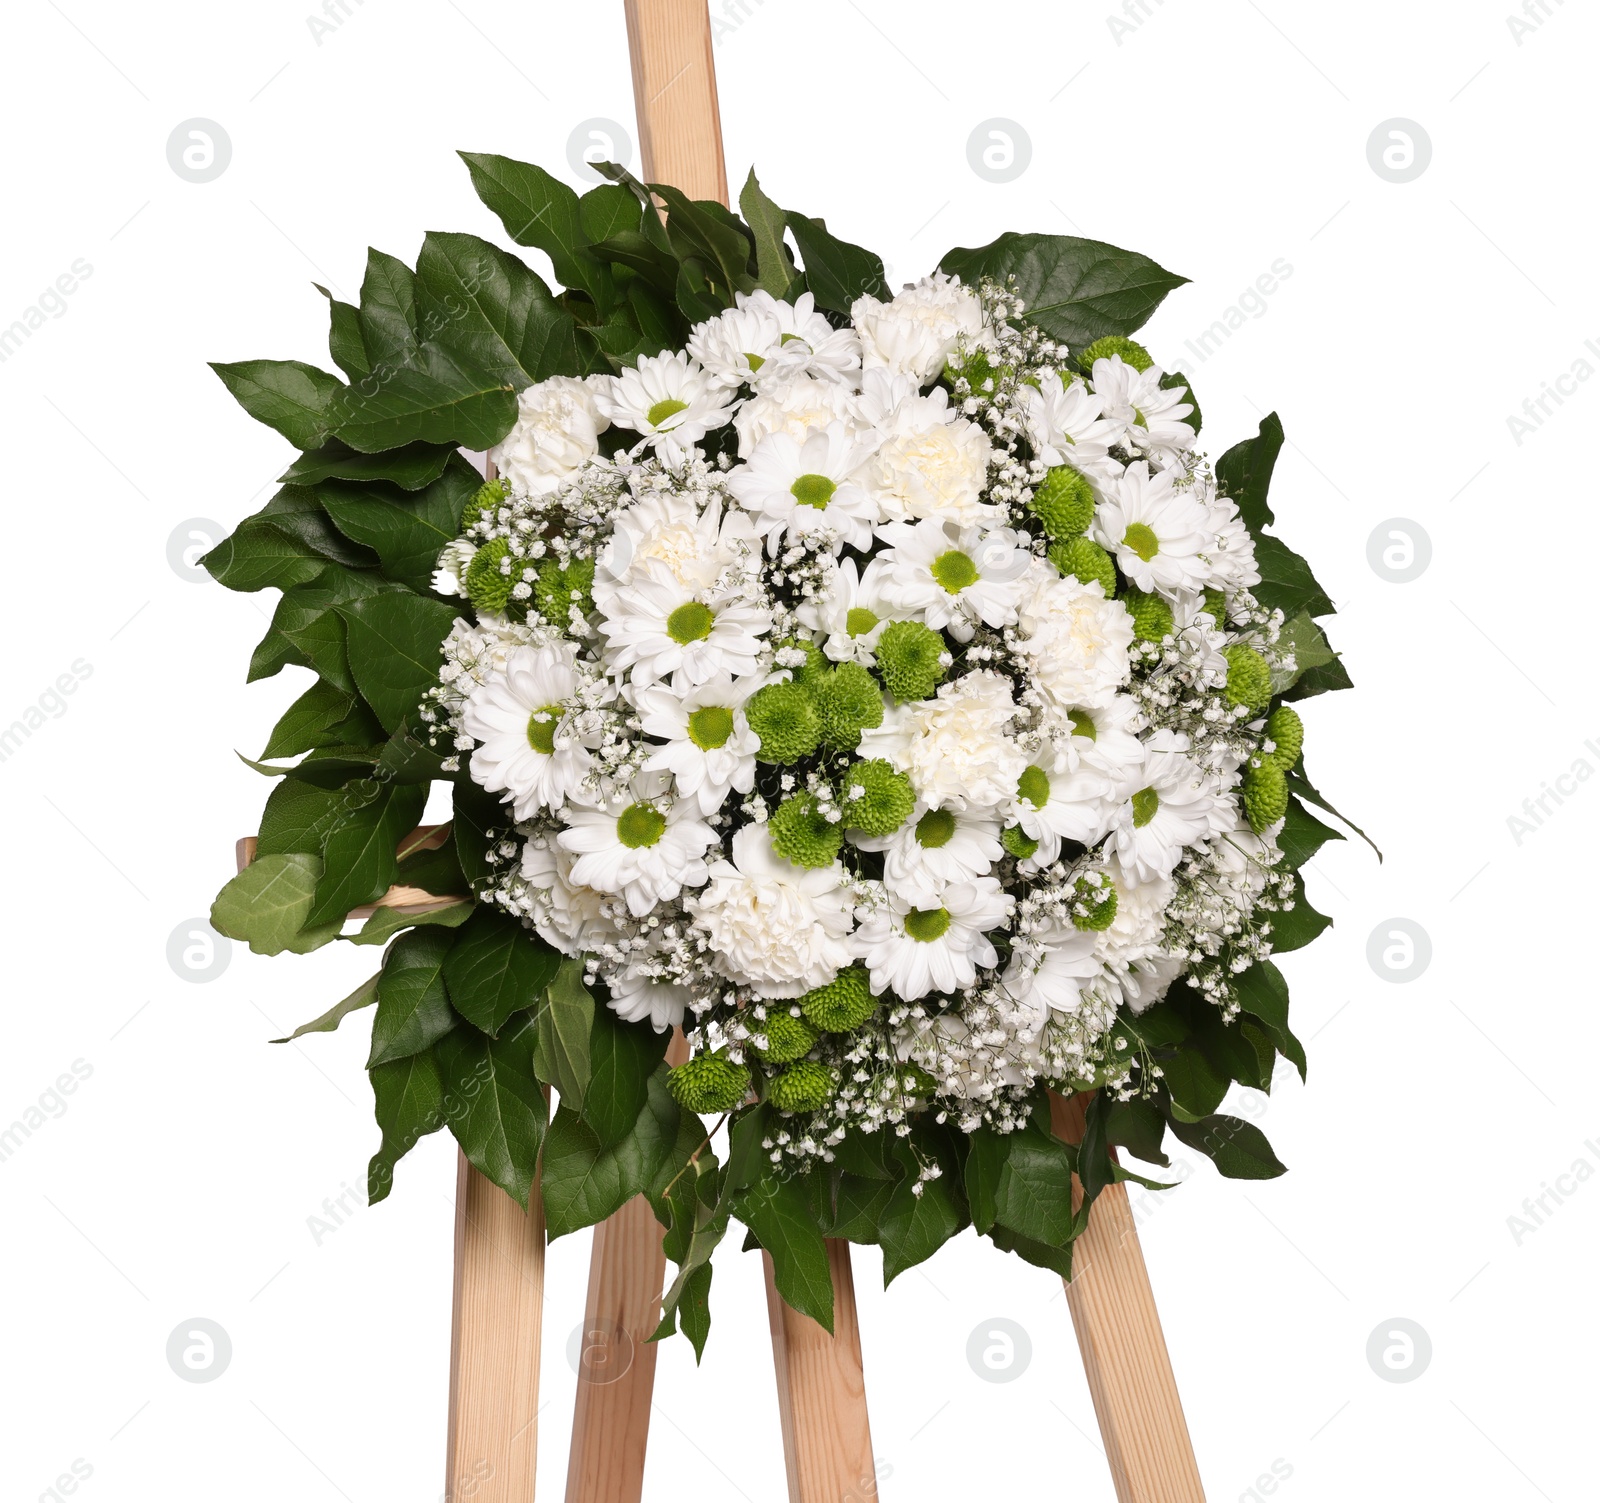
[
  {"xmin": 204, "ymin": 488, "xmax": 377, "ymax": 592},
  {"xmin": 938, "ymin": 232, "xmax": 1188, "ymax": 346},
  {"xmin": 1233, "ymin": 960, "xmax": 1306, "ymax": 1080},
  {"xmin": 1282, "ymin": 654, "xmax": 1354, "ymax": 703},
  {"xmin": 880, "ymin": 1152, "xmax": 966, "ymax": 1284},
  {"xmin": 316, "ymin": 284, "xmax": 370, "ymax": 380},
  {"xmin": 282, "ymin": 439, "xmax": 455, "ymax": 492},
  {"xmin": 348, "ymin": 899, "xmax": 474, "ymax": 948},
  {"xmin": 339, "ymin": 592, "xmax": 459, "ymax": 734},
  {"xmin": 1163, "ymin": 369, "xmax": 1200, "ymax": 433},
  {"xmin": 1272, "ymin": 874, "xmax": 1332, "ymax": 954},
  {"xmin": 534, "ymin": 959, "xmax": 593, "ymax": 1108},
  {"xmin": 210, "ymin": 852, "xmax": 342, "ymax": 955},
  {"xmin": 652, "ymin": 1151, "xmax": 729, "ymax": 1357},
  {"xmin": 459, "ymin": 152, "xmax": 616, "ymax": 312},
  {"xmin": 1287, "ymin": 762, "xmax": 1380, "ymax": 860},
  {"xmin": 453, "ymin": 780, "xmax": 507, "ymax": 888},
  {"xmin": 1271, "ymin": 612, "xmax": 1339, "ymax": 695},
  {"xmin": 1075, "ymin": 1090, "xmax": 1115, "ymax": 1211},
  {"xmin": 582, "ymin": 999, "xmax": 671, "ymax": 1149},
  {"xmin": 316, "ymin": 456, "xmax": 477, "ymax": 592},
  {"xmin": 1166, "ymin": 1113, "xmax": 1287, "ymax": 1179},
  {"xmin": 306, "ymin": 781, "xmax": 427, "ymax": 927},
  {"xmin": 541, "ymin": 1067, "xmax": 682, "ymax": 1237},
  {"xmin": 1215, "ymin": 413, "xmax": 1283, "ymax": 532},
  {"xmin": 964, "ymin": 1124, "xmax": 1008, "ymax": 1235},
  {"xmin": 1252, "ymin": 535, "xmax": 1335, "ymax": 619},
  {"xmin": 649, "ymin": 184, "xmax": 756, "ymax": 307},
  {"xmin": 395, "ymin": 831, "xmax": 469, "ymax": 896},
  {"xmin": 1277, "ymin": 797, "xmax": 1342, "ymax": 870},
  {"xmin": 370, "ymin": 928, "xmax": 460, "ymax": 1067},
  {"xmin": 271, "ymin": 972, "xmax": 379, "ymax": 1042},
  {"xmin": 211, "ymin": 358, "xmax": 345, "ymax": 450},
  {"xmin": 256, "ymin": 777, "xmax": 348, "ymax": 856},
  {"xmin": 368, "ymin": 1049, "xmax": 447, "ymax": 1204},
  {"xmin": 442, "ymin": 908, "xmax": 560, "ymax": 1037},
  {"xmin": 739, "ymin": 170, "xmax": 801, "ymax": 298},
  {"xmin": 435, "ymin": 1019, "xmax": 549, "ymax": 1209},
  {"xmin": 579, "ymin": 183, "xmax": 643, "ymax": 246},
  {"xmin": 355, "ymin": 249, "xmax": 420, "ymax": 367},
  {"xmin": 989, "ymin": 1222, "xmax": 1074, "ymax": 1281},
  {"xmin": 1105, "ymin": 1097, "xmax": 1170, "ymax": 1167},
  {"xmin": 994, "ymin": 1127, "xmax": 1077, "ymax": 1246},
  {"xmin": 786, "ymin": 211, "xmax": 888, "ymax": 314},
  {"xmin": 261, "ymin": 680, "xmax": 361, "ymax": 761},
  {"xmin": 1159, "ymin": 1038, "xmax": 1231, "ymax": 1122},
  {"xmin": 738, "ymin": 1171, "xmax": 834, "ymax": 1329}
]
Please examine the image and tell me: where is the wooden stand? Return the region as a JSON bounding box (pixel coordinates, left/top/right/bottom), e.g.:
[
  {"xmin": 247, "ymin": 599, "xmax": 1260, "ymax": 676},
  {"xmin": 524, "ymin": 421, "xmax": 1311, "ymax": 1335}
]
[{"xmin": 249, "ymin": 3, "xmax": 1210, "ymax": 1496}]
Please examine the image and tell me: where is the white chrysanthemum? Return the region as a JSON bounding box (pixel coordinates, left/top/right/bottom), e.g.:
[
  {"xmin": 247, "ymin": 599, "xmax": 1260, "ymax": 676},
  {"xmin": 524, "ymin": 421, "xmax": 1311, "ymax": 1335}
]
[
  {"xmin": 875, "ymin": 519, "xmax": 1028, "ymax": 642},
  {"xmin": 734, "ymin": 375, "xmax": 859, "ymax": 457},
  {"xmin": 463, "ymin": 643, "xmax": 600, "ymax": 818},
  {"xmin": 859, "ymin": 671, "xmax": 1026, "ymax": 813},
  {"xmin": 1021, "ymin": 375, "xmax": 1120, "ymax": 475},
  {"xmin": 851, "ymin": 273, "xmax": 987, "ymax": 383},
  {"xmin": 1011, "ymin": 559, "xmax": 1134, "ymax": 712},
  {"xmin": 557, "ymin": 781, "xmax": 717, "ymax": 918},
  {"xmin": 1190, "ymin": 473, "xmax": 1261, "ymax": 592},
  {"xmin": 686, "ymin": 293, "xmax": 784, "ymax": 388},
  {"xmin": 637, "ymin": 672, "xmax": 761, "ymax": 816},
  {"xmin": 1001, "ymin": 917, "xmax": 1101, "ymax": 1033},
  {"xmin": 1009, "ymin": 757, "xmax": 1115, "ymax": 867},
  {"xmin": 1106, "ymin": 746, "xmax": 1221, "ymax": 882},
  {"xmin": 1091, "ymin": 857, "xmax": 1181, "ymax": 1016},
  {"xmin": 592, "ymin": 490, "xmax": 759, "ymax": 613},
  {"xmin": 854, "ymin": 876, "xmax": 1013, "ymax": 1001},
  {"xmin": 854, "ymin": 373, "xmax": 998, "ymax": 527},
  {"xmin": 1090, "ymin": 355, "xmax": 1195, "ymax": 463},
  {"xmin": 798, "ymin": 555, "xmax": 899, "ymax": 665},
  {"xmin": 688, "ymin": 823, "xmax": 855, "ymax": 998},
  {"xmin": 851, "ymin": 803, "xmax": 1002, "ymax": 904},
  {"xmin": 596, "ymin": 564, "xmax": 772, "ymax": 688},
  {"xmin": 432, "ymin": 537, "xmax": 478, "ymax": 597},
  {"xmin": 608, "ymin": 962, "xmax": 693, "ymax": 1033},
  {"xmin": 1069, "ymin": 694, "xmax": 1148, "ymax": 786},
  {"xmin": 597, "ymin": 351, "xmax": 736, "ymax": 465},
  {"xmin": 727, "ymin": 423, "xmax": 877, "ymax": 554},
  {"xmin": 490, "ymin": 375, "xmax": 611, "ymax": 496},
  {"xmin": 1091, "ymin": 461, "xmax": 1213, "ymax": 599},
  {"xmin": 518, "ymin": 836, "xmax": 622, "ymax": 956}
]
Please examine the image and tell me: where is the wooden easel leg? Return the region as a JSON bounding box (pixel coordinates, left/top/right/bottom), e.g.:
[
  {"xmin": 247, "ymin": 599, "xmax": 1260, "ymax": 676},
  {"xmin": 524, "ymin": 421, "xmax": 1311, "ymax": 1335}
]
[
  {"xmin": 765, "ymin": 1239, "xmax": 877, "ymax": 1503},
  {"xmin": 1053, "ymin": 1093, "xmax": 1207, "ymax": 1502},
  {"xmin": 447, "ymin": 1151, "xmax": 546, "ymax": 1502}
]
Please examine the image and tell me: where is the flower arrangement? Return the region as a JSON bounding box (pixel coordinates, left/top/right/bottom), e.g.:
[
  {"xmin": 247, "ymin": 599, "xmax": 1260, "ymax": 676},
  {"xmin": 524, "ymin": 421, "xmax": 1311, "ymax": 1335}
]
[{"xmin": 206, "ymin": 154, "xmax": 1362, "ymax": 1343}]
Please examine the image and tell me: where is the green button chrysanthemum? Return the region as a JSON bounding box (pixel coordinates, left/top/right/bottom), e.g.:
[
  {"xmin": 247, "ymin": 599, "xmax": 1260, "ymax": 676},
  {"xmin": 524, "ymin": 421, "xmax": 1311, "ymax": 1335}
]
[
  {"xmin": 768, "ymin": 793, "xmax": 843, "ymax": 868},
  {"xmin": 534, "ymin": 555, "xmax": 595, "ymax": 628},
  {"xmin": 750, "ymin": 1009, "xmax": 820, "ymax": 1064},
  {"xmin": 813, "ymin": 661, "xmax": 885, "ymax": 751},
  {"xmin": 1223, "ymin": 644, "xmax": 1273, "ymax": 713},
  {"xmin": 1123, "ymin": 587, "xmax": 1174, "ymax": 644},
  {"xmin": 1071, "ymin": 876, "xmax": 1118, "ymax": 932},
  {"xmin": 874, "ymin": 619, "xmax": 948, "ymax": 702},
  {"xmin": 745, "ymin": 681, "xmax": 820, "ymax": 764},
  {"xmin": 465, "ymin": 537, "xmax": 518, "ymax": 616},
  {"xmin": 1048, "ymin": 535, "xmax": 1117, "ymax": 598},
  {"xmin": 459, "ymin": 476, "xmax": 508, "ymax": 531},
  {"xmin": 768, "ymin": 1060, "xmax": 839, "ymax": 1114},
  {"xmin": 667, "ymin": 1053, "xmax": 751, "ymax": 1114},
  {"xmin": 798, "ymin": 966, "xmax": 877, "ymax": 1033},
  {"xmin": 1030, "ymin": 464, "xmax": 1096, "ymax": 539},
  {"xmin": 840, "ymin": 759, "xmax": 914, "ymax": 836},
  {"xmin": 1000, "ymin": 824, "xmax": 1039, "ymax": 860},
  {"xmin": 1078, "ymin": 335, "xmax": 1153, "ymax": 372},
  {"xmin": 1264, "ymin": 704, "xmax": 1303, "ymax": 770},
  {"xmin": 1242, "ymin": 763, "xmax": 1289, "ymax": 832}
]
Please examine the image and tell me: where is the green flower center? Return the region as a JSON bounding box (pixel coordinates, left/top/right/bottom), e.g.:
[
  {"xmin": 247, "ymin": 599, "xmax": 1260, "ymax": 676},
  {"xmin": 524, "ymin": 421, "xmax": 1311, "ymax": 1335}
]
[
  {"xmin": 646, "ymin": 397, "xmax": 689, "ymax": 429},
  {"xmin": 744, "ymin": 352, "xmax": 766, "ymax": 372},
  {"xmin": 791, "ymin": 473, "xmax": 837, "ymax": 510},
  {"xmin": 666, "ymin": 601, "xmax": 715, "ymax": 645},
  {"xmin": 1132, "ymin": 407, "xmax": 1149, "ymax": 430},
  {"xmin": 1068, "ymin": 709, "xmax": 1096, "ymax": 741},
  {"xmin": 845, "ymin": 606, "xmax": 879, "ymax": 638},
  {"xmin": 1122, "ymin": 522, "xmax": 1160, "ymax": 562},
  {"xmin": 931, "ymin": 549, "xmax": 979, "ymax": 594},
  {"xmin": 687, "ymin": 705, "xmax": 735, "ymax": 750},
  {"xmin": 1131, "ymin": 787, "xmax": 1160, "ymax": 827},
  {"xmin": 525, "ymin": 704, "xmax": 563, "ymax": 755},
  {"xmin": 617, "ymin": 802, "xmax": 667, "ymax": 848},
  {"xmin": 779, "ymin": 331, "xmax": 804, "ymax": 346},
  {"xmin": 903, "ymin": 906, "xmax": 952, "ymax": 943},
  {"xmin": 1017, "ymin": 765, "xmax": 1051, "ymax": 809},
  {"xmin": 915, "ymin": 809, "xmax": 957, "ymax": 849}
]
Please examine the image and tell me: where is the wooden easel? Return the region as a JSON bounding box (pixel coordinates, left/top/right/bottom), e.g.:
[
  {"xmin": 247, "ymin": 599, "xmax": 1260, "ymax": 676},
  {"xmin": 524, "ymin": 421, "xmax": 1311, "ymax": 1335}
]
[{"xmin": 253, "ymin": 5, "xmax": 1209, "ymax": 1496}]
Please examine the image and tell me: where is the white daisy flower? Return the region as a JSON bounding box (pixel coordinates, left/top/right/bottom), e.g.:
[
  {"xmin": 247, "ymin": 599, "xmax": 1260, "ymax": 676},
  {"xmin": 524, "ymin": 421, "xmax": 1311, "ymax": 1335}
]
[
  {"xmin": 686, "ymin": 293, "xmax": 784, "ymax": 388},
  {"xmin": 557, "ymin": 778, "xmax": 717, "ymax": 918},
  {"xmin": 1009, "ymin": 757, "xmax": 1115, "ymax": 867},
  {"xmin": 1067, "ymin": 694, "xmax": 1148, "ymax": 787},
  {"xmin": 1106, "ymin": 745, "xmax": 1221, "ymax": 882},
  {"xmin": 798, "ymin": 555, "xmax": 900, "ymax": 665},
  {"xmin": 517, "ymin": 835, "xmax": 623, "ymax": 956},
  {"xmin": 597, "ymin": 350, "xmax": 736, "ymax": 465},
  {"xmin": 854, "ymin": 875, "xmax": 1013, "ymax": 1001},
  {"xmin": 687, "ymin": 823, "xmax": 856, "ymax": 998},
  {"xmin": 734, "ymin": 375, "xmax": 859, "ymax": 457},
  {"xmin": 1091, "ymin": 461, "xmax": 1213, "ymax": 599},
  {"xmin": 859, "ymin": 671, "xmax": 1026, "ymax": 813},
  {"xmin": 1090, "ymin": 355, "xmax": 1195, "ymax": 463},
  {"xmin": 607, "ymin": 961, "xmax": 694, "ymax": 1034},
  {"xmin": 875, "ymin": 518, "xmax": 1028, "ymax": 642},
  {"xmin": 592, "ymin": 490, "xmax": 759, "ymax": 614},
  {"xmin": 596, "ymin": 563, "xmax": 772, "ymax": 689},
  {"xmin": 1090, "ymin": 856, "xmax": 1182, "ymax": 1016},
  {"xmin": 1021, "ymin": 375, "xmax": 1120, "ymax": 476},
  {"xmin": 636, "ymin": 672, "xmax": 762, "ymax": 816},
  {"xmin": 726, "ymin": 422, "xmax": 878, "ymax": 555},
  {"xmin": 432, "ymin": 537, "xmax": 477, "ymax": 597},
  {"xmin": 1000, "ymin": 916, "xmax": 1102, "ymax": 1033},
  {"xmin": 851, "ymin": 273, "xmax": 987, "ymax": 384},
  {"xmin": 1011, "ymin": 558, "xmax": 1135, "ymax": 713},
  {"xmin": 489, "ymin": 375, "xmax": 611, "ymax": 496},
  {"xmin": 1190, "ymin": 472, "xmax": 1261, "ymax": 592},
  {"xmin": 851, "ymin": 802, "xmax": 1002, "ymax": 904},
  {"xmin": 462, "ymin": 642, "xmax": 602, "ymax": 819}
]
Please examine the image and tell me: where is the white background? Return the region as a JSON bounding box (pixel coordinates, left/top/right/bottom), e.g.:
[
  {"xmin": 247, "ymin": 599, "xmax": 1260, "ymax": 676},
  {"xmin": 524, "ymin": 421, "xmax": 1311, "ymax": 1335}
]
[{"xmin": 0, "ymin": 1, "xmax": 1593, "ymax": 1499}]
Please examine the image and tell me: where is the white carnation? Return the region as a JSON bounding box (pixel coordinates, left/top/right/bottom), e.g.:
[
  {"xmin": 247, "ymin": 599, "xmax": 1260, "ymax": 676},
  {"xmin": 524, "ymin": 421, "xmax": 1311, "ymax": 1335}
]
[
  {"xmin": 489, "ymin": 376, "xmax": 610, "ymax": 497},
  {"xmin": 851, "ymin": 273, "xmax": 987, "ymax": 383},
  {"xmin": 1011, "ymin": 560, "xmax": 1135, "ymax": 712},
  {"xmin": 859, "ymin": 671, "xmax": 1026, "ymax": 812}
]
